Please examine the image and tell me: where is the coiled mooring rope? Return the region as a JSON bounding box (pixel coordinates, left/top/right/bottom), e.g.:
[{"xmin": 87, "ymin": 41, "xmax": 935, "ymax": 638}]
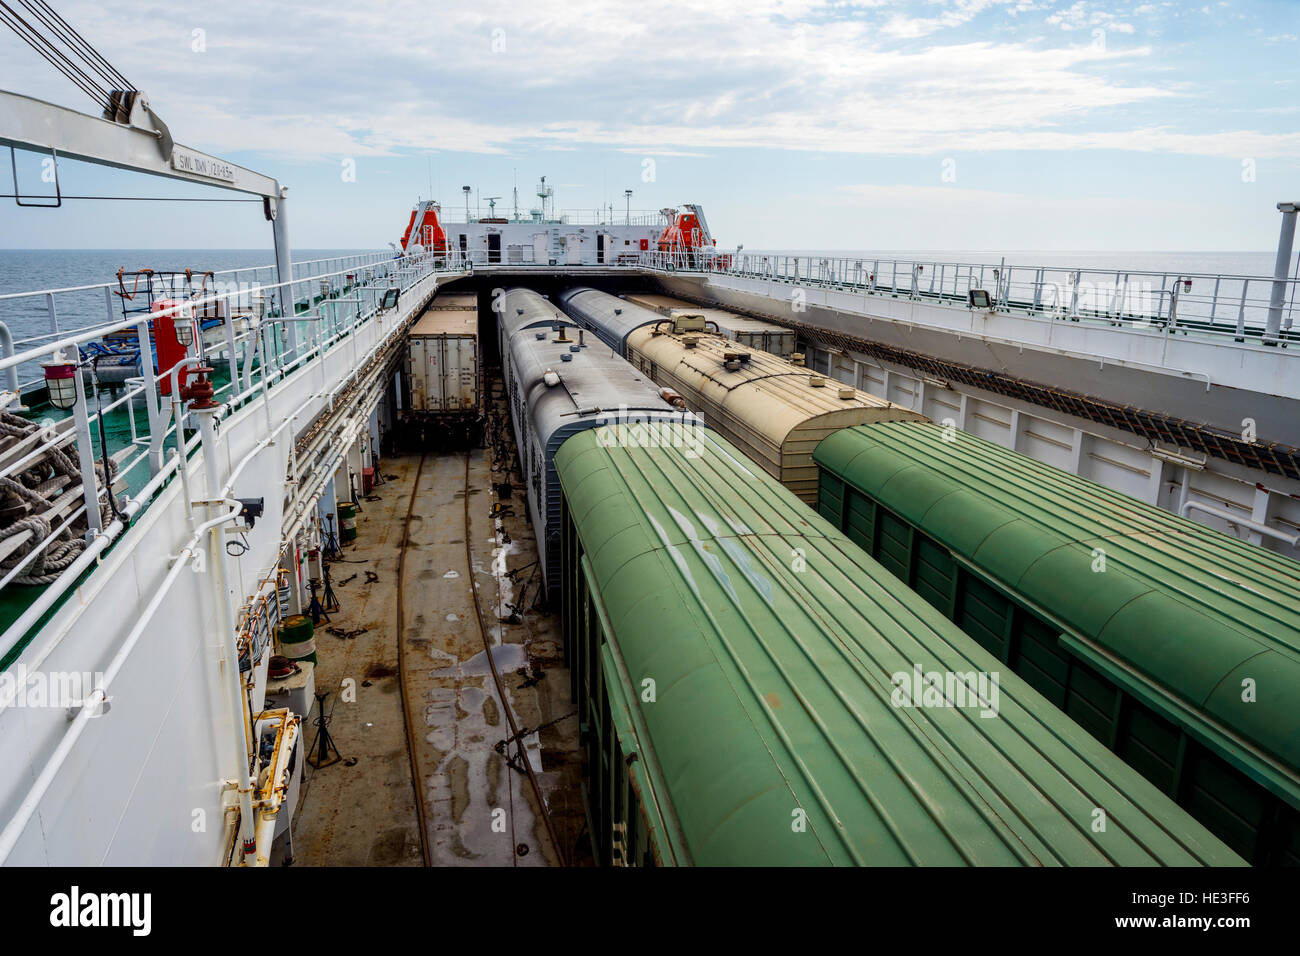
[{"xmin": 0, "ymin": 411, "xmax": 117, "ymax": 585}]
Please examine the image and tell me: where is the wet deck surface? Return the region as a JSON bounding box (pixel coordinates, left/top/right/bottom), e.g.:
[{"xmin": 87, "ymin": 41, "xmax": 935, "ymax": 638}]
[
  {"xmin": 286, "ymin": 375, "xmax": 587, "ymax": 867},
  {"xmin": 280, "ymin": 460, "xmax": 424, "ymax": 866}
]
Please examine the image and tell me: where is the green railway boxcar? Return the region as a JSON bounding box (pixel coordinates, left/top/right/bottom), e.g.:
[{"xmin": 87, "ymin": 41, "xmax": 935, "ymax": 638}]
[
  {"xmin": 555, "ymin": 421, "xmax": 1243, "ymax": 866},
  {"xmin": 813, "ymin": 420, "xmax": 1300, "ymax": 866}
]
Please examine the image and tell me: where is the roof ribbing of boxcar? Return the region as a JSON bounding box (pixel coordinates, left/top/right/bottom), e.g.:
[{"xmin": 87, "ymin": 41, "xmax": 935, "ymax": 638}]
[
  {"xmin": 555, "ymin": 423, "xmax": 1242, "ymax": 866},
  {"xmin": 814, "ymin": 421, "xmax": 1300, "ymax": 810}
]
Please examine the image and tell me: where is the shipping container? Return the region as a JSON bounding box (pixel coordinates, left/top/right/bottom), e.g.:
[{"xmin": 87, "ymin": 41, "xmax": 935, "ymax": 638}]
[{"xmin": 402, "ymin": 292, "xmax": 482, "ymax": 445}]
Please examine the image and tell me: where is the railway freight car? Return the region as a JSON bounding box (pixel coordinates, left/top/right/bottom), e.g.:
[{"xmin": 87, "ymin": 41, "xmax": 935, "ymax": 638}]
[
  {"xmin": 402, "ymin": 291, "xmax": 482, "ymax": 446},
  {"xmin": 499, "ymin": 288, "xmax": 704, "ymax": 603},
  {"xmin": 621, "ymin": 292, "xmax": 796, "ymax": 357},
  {"xmin": 559, "ymin": 287, "xmax": 924, "ymax": 503},
  {"xmin": 554, "ymin": 420, "xmax": 1242, "ymax": 867},
  {"xmin": 814, "ymin": 421, "xmax": 1300, "ymax": 866}
]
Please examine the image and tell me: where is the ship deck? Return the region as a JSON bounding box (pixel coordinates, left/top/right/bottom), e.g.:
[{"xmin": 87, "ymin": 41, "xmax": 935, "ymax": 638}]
[{"xmin": 281, "ymin": 372, "xmax": 588, "ymax": 866}]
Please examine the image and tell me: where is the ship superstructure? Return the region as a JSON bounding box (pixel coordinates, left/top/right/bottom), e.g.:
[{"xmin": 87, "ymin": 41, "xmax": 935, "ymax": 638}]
[{"xmin": 397, "ymin": 184, "xmax": 716, "ymax": 269}]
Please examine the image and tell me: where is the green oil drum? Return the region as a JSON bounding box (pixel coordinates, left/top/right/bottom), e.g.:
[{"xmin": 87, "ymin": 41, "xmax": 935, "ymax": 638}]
[
  {"xmin": 277, "ymin": 614, "xmax": 317, "ymax": 666},
  {"xmin": 338, "ymin": 501, "xmax": 358, "ymax": 543}
]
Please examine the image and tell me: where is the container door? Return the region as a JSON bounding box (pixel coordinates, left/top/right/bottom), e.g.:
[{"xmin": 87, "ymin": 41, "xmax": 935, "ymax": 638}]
[
  {"xmin": 466, "ymin": 338, "xmax": 478, "ymax": 409},
  {"xmin": 453, "ymin": 336, "xmax": 478, "ymax": 409},
  {"xmin": 411, "ymin": 339, "xmax": 429, "ymax": 410},
  {"xmin": 446, "ymin": 338, "xmax": 458, "ymax": 410},
  {"xmin": 428, "ymin": 339, "xmax": 444, "ymax": 410}
]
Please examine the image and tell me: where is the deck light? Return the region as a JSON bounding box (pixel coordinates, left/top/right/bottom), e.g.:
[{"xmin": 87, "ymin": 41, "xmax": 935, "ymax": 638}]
[
  {"xmin": 42, "ymin": 356, "xmax": 78, "ymax": 410},
  {"xmin": 968, "ymin": 289, "xmax": 992, "ymax": 309},
  {"xmin": 174, "ymin": 317, "xmax": 195, "ymax": 348}
]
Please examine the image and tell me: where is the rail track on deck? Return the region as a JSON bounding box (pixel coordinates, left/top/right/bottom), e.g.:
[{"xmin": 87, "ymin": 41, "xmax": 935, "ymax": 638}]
[
  {"xmin": 395, "ymin": 452, "xmax": 433, "ymax": 868},
  {"xmin": 395, "ymin": 446, "xmax": 565, "ymax": 866}
]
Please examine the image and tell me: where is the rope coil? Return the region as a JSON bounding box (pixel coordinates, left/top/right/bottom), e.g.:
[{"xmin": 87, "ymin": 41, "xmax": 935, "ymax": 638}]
[{"xmin": 0, "ymin": 411, "xmax": 116, "ymax": 585}]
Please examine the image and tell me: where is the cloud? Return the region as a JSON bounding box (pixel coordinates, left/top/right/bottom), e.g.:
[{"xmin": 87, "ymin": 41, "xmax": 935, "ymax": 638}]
[
  {"xmin": 816, "ymin": 180, "xmax": 1258, "ymax": 250},
  {"xmin": 1046, "ymin": 1, "xmax": 1136, "ymax": 34},
  {"xmin": 0, "ymin": 0, "xmax": 1291, "ymax": 165}
]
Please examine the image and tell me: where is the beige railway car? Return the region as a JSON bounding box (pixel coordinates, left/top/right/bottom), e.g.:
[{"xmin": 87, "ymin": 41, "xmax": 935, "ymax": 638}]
[
  {"xmin": 622, "ymin": 293, "xmax": 797, "ymax": 358},
  {"xmin": 626, "ymin": 320, "xmax": 926, "ymax": 502}
]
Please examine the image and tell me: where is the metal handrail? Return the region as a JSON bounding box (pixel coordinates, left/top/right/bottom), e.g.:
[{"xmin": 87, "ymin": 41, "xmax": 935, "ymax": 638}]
[
  {"xmin": 637, "ymin": 250, "xmax": 1300, "ymax": 342},
  {"xmin": 0, "ymin": 250, "xmax": 392, "ymax": 302},
  {"xmin": 444, "ymin": 208, "xmax": 667, "ymax": 227}
]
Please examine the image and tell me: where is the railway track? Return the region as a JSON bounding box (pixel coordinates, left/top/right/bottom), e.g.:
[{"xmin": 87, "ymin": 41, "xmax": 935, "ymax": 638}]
[
  {"xmin": 395, "ymin": 446, "xmax": 564, "ymax": 866},
  {"xmin": 395, "ymin": 452, "xmax": 432, "ymax": 868}
]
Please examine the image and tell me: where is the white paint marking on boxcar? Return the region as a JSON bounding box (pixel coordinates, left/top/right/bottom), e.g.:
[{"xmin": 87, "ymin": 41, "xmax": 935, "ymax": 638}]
[
  {"xmin": 645, "ymin": 512, "xmax": 701, "ymax": 600},
  {"xmin": 669, "ymin": 506, "xmax": 737, "ymax": 602}
]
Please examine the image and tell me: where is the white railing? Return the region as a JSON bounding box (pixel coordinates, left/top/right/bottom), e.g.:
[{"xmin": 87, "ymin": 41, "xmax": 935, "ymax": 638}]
[
  {"xmin": 0, "ymin": 251, "xmax": 399, "ymax": 393},
  {"xmin": 438, "ymin": 247, "xmax": 649, "ymax": 268},
  {"xmin": 444, "ymin": 209, "xmax": 666, "ymax": 227},
  {"xmin": 639, "ymin": 250, "xmax": 1300, "ymax": 344},
  {"xmin": 0, "ymin": 249, "xmax": 466, "ymax": 660}
]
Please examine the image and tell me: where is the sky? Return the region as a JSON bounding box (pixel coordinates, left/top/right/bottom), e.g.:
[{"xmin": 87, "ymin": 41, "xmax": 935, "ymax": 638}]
[{"xmin": 0, "ymin": 0, "xmax": 1297, "ymax": 252}]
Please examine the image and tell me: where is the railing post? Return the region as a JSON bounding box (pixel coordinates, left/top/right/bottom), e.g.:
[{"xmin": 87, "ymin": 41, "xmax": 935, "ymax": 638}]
[
  {"xmin": 1236, "ymin": 280, "xmax": 1249, "ymax": 342},
  {"xmin": 272, "ymin": 186, "xmax": 297, "ymax": 360},
  {"xmin": 1265, "ymin": 201, "xmax": 1298, "ymax": 343},
  {"xmin": 70, "ymin": 365, "xmax": 102, "ymax": 536},
  {"xmin": 134, "ymin": 319, "xmax": 164, "ymax": 476}
]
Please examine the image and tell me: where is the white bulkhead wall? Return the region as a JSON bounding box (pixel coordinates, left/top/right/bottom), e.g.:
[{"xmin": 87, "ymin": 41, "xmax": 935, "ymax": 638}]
[{"xmin": 449, "ymin": 222, "xmax": 661, "ymax": 265}]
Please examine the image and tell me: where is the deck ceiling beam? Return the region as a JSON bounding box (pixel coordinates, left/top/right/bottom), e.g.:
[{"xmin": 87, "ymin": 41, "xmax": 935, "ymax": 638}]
[{"xmin": 0, "ymin": 89, "xmax": 279, "ymax": 198}]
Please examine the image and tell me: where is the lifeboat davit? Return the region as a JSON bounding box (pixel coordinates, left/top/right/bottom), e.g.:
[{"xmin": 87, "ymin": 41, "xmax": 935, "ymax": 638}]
[{"xmin": 399, "ymin": 200, "xmax": 448, "ymax": 254}]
